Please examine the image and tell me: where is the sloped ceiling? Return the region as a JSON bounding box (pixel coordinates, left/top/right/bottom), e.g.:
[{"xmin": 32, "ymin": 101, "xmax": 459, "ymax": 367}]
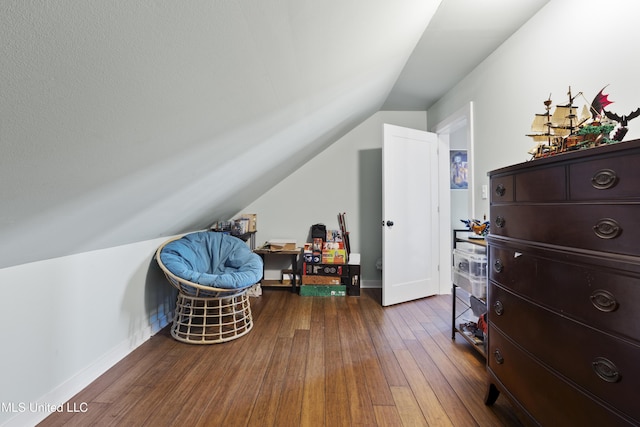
[
  {"xmin": 1, "ymin": 0, "xmax": 547, "ymax": 269},
  {"xmin": 384, "ymin": 0, "xmax": 549, "ymax": 110},
  {"xmin": 1, "ymin": 0, "xmax": 441, "ymax": 268}
]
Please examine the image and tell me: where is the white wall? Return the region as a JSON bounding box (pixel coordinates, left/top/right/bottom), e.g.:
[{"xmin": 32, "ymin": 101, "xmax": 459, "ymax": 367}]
[
  {"xmin": 242, "ymin": 110, "xmax": 427, "ymax": 287},
  {"xmin": 428, "ymin": 0, "xmax": 640, "ymax": 219},
  {"xmin": 0, "ymin": 238, "xmax": 175, "ymax": 427}
]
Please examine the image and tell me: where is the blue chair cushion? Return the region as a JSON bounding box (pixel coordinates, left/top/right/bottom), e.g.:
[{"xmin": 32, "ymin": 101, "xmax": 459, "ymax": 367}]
[{"xmin": 160, "ymin": 231, "xmax": 263, "ymax": 289}]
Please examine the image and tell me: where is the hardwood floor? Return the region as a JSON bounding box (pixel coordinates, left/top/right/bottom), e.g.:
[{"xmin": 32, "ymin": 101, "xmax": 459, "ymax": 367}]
[{"xmin": 38, "ymin": 288, "xmax": 524, "ymax": 426}]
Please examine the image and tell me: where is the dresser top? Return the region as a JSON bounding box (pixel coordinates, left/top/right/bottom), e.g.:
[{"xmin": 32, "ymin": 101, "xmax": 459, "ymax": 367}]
[{"xmin": 489, "ymin": 138, "xmax": 640, "ymax": 176}]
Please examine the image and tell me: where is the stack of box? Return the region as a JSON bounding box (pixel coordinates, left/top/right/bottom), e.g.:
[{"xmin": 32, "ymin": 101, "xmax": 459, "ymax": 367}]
[
  {"xmin": 211, "ymin": 213, "xmax": 257, "ymax": 235},
  {"xmin": 235, "ymin": 213, "xmax": 257, "ymax": 234},
  {"xmin": 452, "ymin": 243, "xmax": 487, "ymax": 299},
  {"xmin": 300, "ymin": 228, "xmax": 347, "ymax": 296}
]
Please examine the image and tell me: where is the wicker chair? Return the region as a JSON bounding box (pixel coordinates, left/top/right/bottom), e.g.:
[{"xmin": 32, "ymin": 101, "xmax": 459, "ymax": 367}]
[{"xmin": 155, "ymin": 232, "xmax": 263, "ymax": 344}]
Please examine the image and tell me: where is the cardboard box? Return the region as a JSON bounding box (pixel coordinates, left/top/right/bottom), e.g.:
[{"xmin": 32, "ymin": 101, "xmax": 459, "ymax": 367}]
[
  {"xmin": 237, "ymin": 213, "xmax": 257, "ymax": 232},
  {"xmin": 326, "ymin": 229, "xmax": 343, "ymax": 243},
  {"xmin": 301, "ymin": 275, "xmax": 342, "ymax": 285},
  {"xmin": 323, "ymin": 241, "xmax": 344, "ymax": 250},
  {"xmin": 268, "ymin": 239, "xmax": 297, "ymax": 251},
  {"xmin": 321, "ymin": 249, "xmax": 347, "ymax": 264},
  {"xmin": 305, "ymin": 263, "xmax": 345, "ymax": 276},
  {"xmin": 300, "ymin": 285, "xmax": 347, "ymax": 297}
]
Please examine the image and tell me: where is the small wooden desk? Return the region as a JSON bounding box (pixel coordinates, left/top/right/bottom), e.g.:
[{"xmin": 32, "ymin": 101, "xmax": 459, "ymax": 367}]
[{"xmin": 254, "ymin": 248, "xmax": 300, "ymax": 293}]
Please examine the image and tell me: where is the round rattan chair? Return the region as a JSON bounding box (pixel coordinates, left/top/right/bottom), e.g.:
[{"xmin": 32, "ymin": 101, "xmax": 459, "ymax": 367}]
[{"xmin": 155, "ymin": 232, "xmax": 263, "ymax": 344}]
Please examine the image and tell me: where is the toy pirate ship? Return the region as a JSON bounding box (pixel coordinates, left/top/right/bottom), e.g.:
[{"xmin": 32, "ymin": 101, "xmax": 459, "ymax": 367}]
[
  {"xmin": 527, "ymin": 87, "xmax": 593, "ymax": 158},
  {"xmin": 527, "ymin": 86, "xmax": 637, "ymax": 159}
]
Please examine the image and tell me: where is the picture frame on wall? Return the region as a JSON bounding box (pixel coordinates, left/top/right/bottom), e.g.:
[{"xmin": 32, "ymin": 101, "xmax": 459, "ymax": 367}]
[{"xmin": 450, "ymin": 150, "xmax": 468, "ymax": 189}]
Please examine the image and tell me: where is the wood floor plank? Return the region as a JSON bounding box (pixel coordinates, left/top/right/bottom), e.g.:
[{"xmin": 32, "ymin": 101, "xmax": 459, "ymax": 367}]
[
  {"xmin": 86, "ymin": 386, "xmax": 148, "ymax": 427},
  {"xmin": 396, "ymin": 299, "xmax": 483, "ymax": 426},
  {"xmin": 246, "ymin": 336, "xmax": 294, "ymax": 427},
  {"xmin": 346, "ymin": 300, "xmax": 395, "ymax": 406},
  {"xmin": 58, "ymin": 402, "xmax": 111, "ymax": 427},
  {"xmin": 193, "ymin": 294, "xmax": 292, "ymax": 426},
  {"xmin": 403, "ymin": 336, "xmax": 478, "ymax": 427},
  {"xmin": 393, "ymin": 348, "xmax": 454, "ymax": 427},
  {"xmin": 338, "ymin": 299, "xmax": 378, "ymax": 426},
  {"xmin": 384, "ymin": 303, "xmax": 419, "ymax": 342},
  {"xmin": 103, "ymin": 345, "xmax": 201, "ymax": 426},
  {"xmin": 324, "ymin": 297, "xmax": 351, "ymax": 427},
  {"xmin": 278, "ymin": 290, "xmax": 311, "ymax": 338},
  {"xmin": 300, "ymin": 298, "xmax": 326, "ymax": 426},
  {"xmin": 390, "ymin": 385, "xmax": 429, "ymax": 426},
  {"xmin": 38, "ymin": 289, "xmax": 525, "ymax": 427},
  {"xmin": 218, "ymin": 299, "xmax": 292, "ymax": 427},
  {"xmin": 273, "ymin": 329, "xmax": 310, "ymax": 426},
  {"xmin": 413, "ymin": 329, "xmax": 509, "ymax": 427},
  {"xmin": 372, "ymin": 405, "xmax": 405, "ymax": 427},
  {"xmin": 170, "ymin": 292, "xmax": 285, "ymax": 426},
  {"xmin": 97, "ymin": 352, "xmax": 187, "ymax": 426},
  {"xmin": 358, "ymin": 293, "xmax": 409, "ymax": 388}
]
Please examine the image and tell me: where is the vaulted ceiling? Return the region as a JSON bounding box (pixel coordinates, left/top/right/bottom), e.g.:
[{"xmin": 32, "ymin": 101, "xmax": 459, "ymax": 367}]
[{"xmin": 0, "ymin": 0, "xmax": 547, "ymax": 268}]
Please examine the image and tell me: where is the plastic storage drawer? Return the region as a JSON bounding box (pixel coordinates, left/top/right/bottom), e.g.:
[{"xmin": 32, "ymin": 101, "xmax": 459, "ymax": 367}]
[{"xmin": 453, "ymin": 248, "xmax": 487, "ymax": 278}]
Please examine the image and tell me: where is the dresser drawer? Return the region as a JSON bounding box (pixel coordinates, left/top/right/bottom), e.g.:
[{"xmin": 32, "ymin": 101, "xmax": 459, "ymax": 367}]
[
  {"xmin": 514, "ymin": 165, "xmax": 566, "ymax": 201},
  {"xmin": 489, "ymin": 283, "xmax": 640, "ymax": 420},
  {"xmin": 489, "ymin": 245, "xmax": 640, "ymax": 342},
  {"xmin": 491, "ymin": 204, "xmax": 640, "ymax": 256},
  {"xmin": 488, "ymin": 327, "xmax": 636, "ymax": 426},
  {"xmin": 569, "ymin": 152, "xmax": 640, "ymax": 200}
]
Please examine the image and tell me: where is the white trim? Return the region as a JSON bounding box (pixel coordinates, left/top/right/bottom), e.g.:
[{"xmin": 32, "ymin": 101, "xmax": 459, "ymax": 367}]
[
  {"xmin": 432, "ymin": 102, "xmax": 475, "ymax": 215},
  {"xmin": 361, "ymin": 279, "xmax": 382, "ymax": 289},
  {"xmin": 431, "ymin": 102, "xmax": 474, "ymax": 295}
]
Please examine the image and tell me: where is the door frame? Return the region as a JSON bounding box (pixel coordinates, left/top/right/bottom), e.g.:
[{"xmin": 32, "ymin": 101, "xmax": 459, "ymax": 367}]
[{"xmin": 431, "ymin": 101, "xmax": 474, "ymax": 294}]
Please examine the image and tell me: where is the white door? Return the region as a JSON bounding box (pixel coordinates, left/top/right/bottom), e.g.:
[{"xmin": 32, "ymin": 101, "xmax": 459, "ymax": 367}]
[{"xmin": 382, "ymin": 124, "xmax": 440, "ymax": 306}]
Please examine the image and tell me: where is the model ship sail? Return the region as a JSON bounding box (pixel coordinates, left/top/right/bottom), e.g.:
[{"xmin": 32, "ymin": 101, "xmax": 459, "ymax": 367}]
[
  {"xmin": 527, "ymin": 87, "xmax": 591, "ymax": 157},
  {"xmin": 530, "ymin": 114, "xmax": 552, "ymax": 138},
  {"xmin": 526, "ymin": 96, "xmax": 556, "ymax": 156},
  {"xmin": 551, "ymin": 104, "xmax": 590, "ymax": 132}
]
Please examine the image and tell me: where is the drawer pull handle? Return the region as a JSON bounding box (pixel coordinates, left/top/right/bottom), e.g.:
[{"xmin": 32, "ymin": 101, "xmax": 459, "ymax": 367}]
[
  {"xmin": 495, "ymin": 184, "xmax": 506, "ymax": 196},
  {"xmin": 494, "ymin": 349, "xmax": 504, "ymax": 365},
  {"xmin": 593, "ymin": 218, "xmax": 621, "ymax": 239},
  {"xmin": 590, "ymin": 289, "xmax": 619, "ymax": 312},
  {"xmin": 591, "ymin": 169, "xmax": 618, "ymax": 190},
  {"xmin": 493, "ymin": 259, "xmax": 504, "ymax": 273},
  {"xmin": 592, "ymin": 357, "xmax": 621, "ymax": 383},
  {"xmin": 495, "ymin": 216, "xmax": 506, "ymax": 228},
  {"xmin": 493, "ymin": 300, "xmax": 504, "ymax": 316}
]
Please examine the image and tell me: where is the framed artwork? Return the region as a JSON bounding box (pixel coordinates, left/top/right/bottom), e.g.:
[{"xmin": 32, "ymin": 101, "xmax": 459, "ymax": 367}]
[{"xmin": 450, "ymin": 150, "xmax": 468, "ymax": 189}]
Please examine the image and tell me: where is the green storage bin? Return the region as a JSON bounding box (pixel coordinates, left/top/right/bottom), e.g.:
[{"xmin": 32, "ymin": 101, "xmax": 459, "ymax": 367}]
[{"xmin": 299, "ymin": 285, "xmax": 346, "ymax": 296}]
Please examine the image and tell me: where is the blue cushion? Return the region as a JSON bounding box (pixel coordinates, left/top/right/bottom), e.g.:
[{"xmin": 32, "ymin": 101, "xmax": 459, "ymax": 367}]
[{"xmin": 160, "ymin": 231, "xmax": 263, "ymax": 289}]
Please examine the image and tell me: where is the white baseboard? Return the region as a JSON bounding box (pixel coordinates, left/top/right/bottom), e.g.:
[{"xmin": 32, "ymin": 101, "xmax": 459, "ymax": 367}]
[{"xmin": 361, "ymin": 279, "xmax": 381, "ymax": 288}]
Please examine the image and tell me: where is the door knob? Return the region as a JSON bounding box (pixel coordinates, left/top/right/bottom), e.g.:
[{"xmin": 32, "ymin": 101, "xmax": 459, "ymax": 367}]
[{"xmin": 386, "ymin": 220, "xmax": 394, "ymax": 227}]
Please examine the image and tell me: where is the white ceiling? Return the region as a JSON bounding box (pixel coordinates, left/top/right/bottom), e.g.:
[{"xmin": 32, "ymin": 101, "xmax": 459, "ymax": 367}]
[
  {"xmin": 0, "ymin": 0, "xmax": 548, "ymax": 268},
  {"xmin": 384, "ymin": 0, "xmax": 549, "ymax": 110}
]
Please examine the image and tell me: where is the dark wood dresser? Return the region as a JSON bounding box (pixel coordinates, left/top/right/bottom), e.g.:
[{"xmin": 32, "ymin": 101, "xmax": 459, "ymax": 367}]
[{"xmin": 485, "ymin": 139, "xmax": 640, "ymax": 426}]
